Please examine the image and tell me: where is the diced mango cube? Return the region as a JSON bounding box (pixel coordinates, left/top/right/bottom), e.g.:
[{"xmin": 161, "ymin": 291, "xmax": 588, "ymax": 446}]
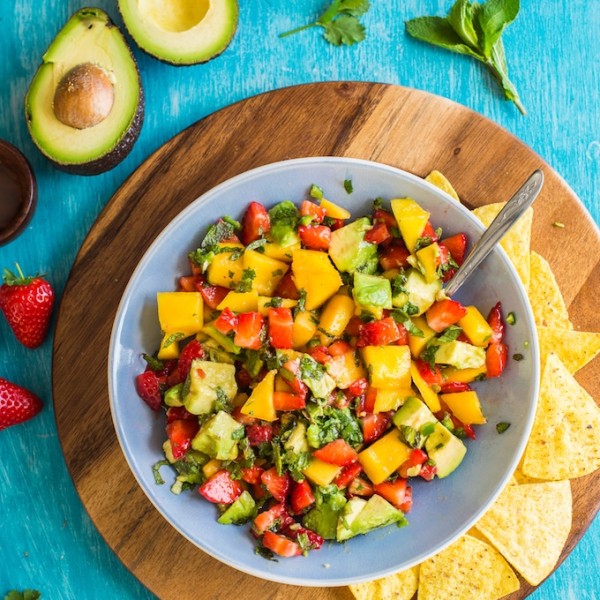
[
  {"xmin": 410, "ymin": 361, "xmax": 441, "ymax": 412},
  {"xmin": 257, "ymin": 295, "xmax": 297, "ymax": 316},
  {"xmin": 390, "ymin": 198, "xmax": 430, "ymax": 253},
  {"xmin": 326, "ymin": 350, "xmax": 367, "ymax": 389},
  {"xmin": 291, "ymin": 249, "xmax": 342, "ymax": 310},
  {"xmin": 408, "ymin": 315, "xmax": 436, "ymax": 358},
  {"xmin": 358, "ymin": 430, "xmax": 411, "ymax": 485},
  {"xmin": 157, "ymin": 333, "xmax": 180, "ymax": 360},
  {"xmin": 292, "ymin": 310, "xmax": 318, "ymax": 348},
  {"xmin": 243, "ymin": 250, "xmax": 289, "ymax": 296},
  {"xmin": 206, "ymin": 242, "xmax": 245, "ymax": 288},
  {"xmin": 360, "ymin": 345, "xmax": 411, "ymax": 389},
  {"xmin": 320, "ymin": 198, "xmax": 351, "ymax": 220},
  {"xmin": 373, "ymin": 387, "xmax": 413, "ymax": 413},
  {"xmin": 303, "ymin": 458, "xmax": 341, "ymax": 486},
  {"xmin": 202, "ymin": 458, "xmax": 222, "ymax": 478},
  {"xmin": 442, "ymin": 365, "xmax": 488, "ymax": 383},
  {"xmin": 441, "ymin": 390, "xmax": 487, "ymax": 425},
  {"xmin": 263, "ymin": 240, "xmax": 300, "ymax": 262},
  {"xmin": 318, "ymin": 294, "xmax": 355, "ymax": 344},
  {"xmin": 240, "ymin": 370, "xmax": 277, "ymax": 422},
  {"xmin": 458, "ymin": 306, "xmax": 494, "ymax": 347},
  {"xmin": 217, "ymin": 290, "xmax": 259, "ymax": 313},
  {"xmin": 157, "ymin": 291, "xmax": 204, "ymax": 336},
  {"xmin": 415, "ymin": 242, "xmax": 442, "ymax": 283}
]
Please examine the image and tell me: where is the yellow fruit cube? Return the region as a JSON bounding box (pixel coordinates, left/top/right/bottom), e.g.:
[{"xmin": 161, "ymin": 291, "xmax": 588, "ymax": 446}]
[
  {"xmin": 441, "ymin": 390, "xmax": 487, "ymax": 425},
  {"xmin": 318, "ymin": 294, "xmax": 355, "ymax": 344},
  {"xmin": 358, "ymin": 430, "xmax": 411, "ymax": 485},
  {"xmin": 390, "ymin": 198, "xmax": 430, "ymax": 253},
  {"xmin": 373, "ymin": 387, "xmax": 413, "ymax": 413},
  {"xmin": 217, "ymin": 290, "xmax": 259, "ymax": 313},
  {"xmin": 410, "ymin": 361, "xmax": 441, "ymax": 412},
  {"xmin": 443, "ymin": 365, "xmax": 488, "ymax": 383},
  {"xmin": 157, "ymin": 291, "xmax": 204, "ymax": 336},
  {"xmin": 292, "ymin": 310, "xmax": 318, "ymax": 348},
  {"xmin": 263, "ymin": 240, "xmax": 300, "ymax": 262},
  {"xmin": 361, "ymin": 345, "xmax": 411, "ymax": 388},
  {"xmin": 257, "ymin": 296, "xmax": 297, "ymax": 316},
  {"xmin": 291, "ymin": 249, "xmax": 342, "ymax": 310},
  {"xmin": 206, "ymin": 243, "xmax": 245, "ymax": 288},
  {"xmin": 202, "ymin": 458, "xmax": 222, "ymax": 478},
  {"xmin": 242, "ymin": 250, "xmax": 289, "ymax": 296},
  {"xmin": 320, "ymin": 198, "xmax": 351, "ymax": 219},
  {"xmin": 415, "ymin": 242, "xmax": 442, "ymax": 283},
  {"xmin": 408, "ymin": 315, "xmax": 436, "ymax": 358},
  {"xmin": 240, "ymin": 370, "xmax": 277, "ymax": 422},
  {"xmin": 458, "ymin": 306, "xmax": 494, "ymax": 347},
  {"xmin": 157, "ymin": 333, "xmax": 180, "ymax": 360},
  {"xmin": 303, "ymin": 458, "xmax": 341, "ymax": 486},
  {"xmin": 326, "ymin": 350, "xmax": 367, "ymax": 389}
]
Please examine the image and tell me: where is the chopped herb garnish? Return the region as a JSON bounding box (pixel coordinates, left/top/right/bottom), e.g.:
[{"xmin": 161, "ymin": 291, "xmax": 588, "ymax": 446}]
[
  {"xmin": 142, "ymin": 353, "xmax": 164, "ymax": 372},
  {"xmin": 264, "ymin": 296, "xmax": 283, "ymax": 309},
  {"xmin": 255, "ymin": 546, "xmax": 278, "ymax": 561},
  {"xmin": 236, "ymin": 268, "xmax": 256, "ymax": 293},
  {"xmin": 437, "ymin": 325, "xmax": 462, "ymax": 343},
  {"xmin": 420, "ymin": 342, "xmax": 440, "ymax": 369},
  {"xmin": 223, "ymin": 215, "xmax": 241, "ymax": 230},
  {"xmin": 344, "ymin": 178, "xmax": 353, "ymax": 194},
  {"xmin": 152, "ymin": 459, "xmax": 171, "ymax": 485},
  {"xmin": 162, "ymin": 332, "xmax": 185, "ymax": 348},
  {"xmin": 300, "ymin": 355, "xmax": 326, "ymax": 381},
  {"xmin": 271, "ymin": 269, "xmax": 284, "ymax": 277},
  {"xmin": 506, "ymin": 312, "xmax": 516, "ymax": 325},
  {"xmin": 420, "ymin": 422, "xmax": 436, "ymax": 437},
  {"xmin": 189, "ymin": 220, "xmax": 236, "ymax": 271},
  {"xmin": 496, "ymin": 422, "xmax": 511, "ymax": 434},
  {"xmin": 246, "ymin": 238, "xmax": 267, "ymax": 252},
  {"xmin": 309, "ymin": 184, "xmax": 324, "ymax": 200},
  {"xmin": 512, "ymin": 353, "xmax": 524, "ymax": 362}
]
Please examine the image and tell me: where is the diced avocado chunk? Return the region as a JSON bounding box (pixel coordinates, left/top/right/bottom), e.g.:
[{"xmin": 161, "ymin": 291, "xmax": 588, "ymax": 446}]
[
  {"xmin": 300, "ymin": 354, "xmax": 337, "ymax": 399},
  {"xmin": 217, "ymin": 490, "xmax": 256, "ymax": 525},
  {"xmin": 191, "ymin": 410, "xmax": 243, "ymax": 460},
  {"xmin": 201, "ymin": 325, "xmax": 241, "ymax": 355},
  {"xmin": 336, "ymin": 497, "xmax": 367, "ymax": 541},
  {"xmin": 393, "ymin": 268, "xmax": 441, "ymax": 315},
  {"xmin": 353, "ymin": 272, "xmax": 393, "ymax": 310},
  {"xmin": 284, "ymin": 422, "xmax": 309, "ymax": 453},
  {"xmin": 434, "ymin": 340, "xmax": 486, "ymax": 370},
  {"xmin": 162, "ymin": 439, "xmax": 176, "ymax": 463},
  {"xmin": 329, "ymin": 218, "xmax": 378, "ymax": 274},
  {"xmin": 303, "ymin": 502, "xmax": 343, "ymax": 540},
  {"xmin": 164, "ymin": 383, "xmax": 184, "ymax": 407},
  {"xmin": 393, "ymin": 396, "xmax": 437, "ymax": 434},
  {"xmin": 184, "ymin": 359, "xmax": 238, "ymax": 415},
  {"xmin": 425, "ymin": 422, "xmax": 467, "ymax": 478},
  {"xmin": 202, "ymin": 338, "xmax": 236, "ymax": 364},
  {"xmin": 268, "ymin": 201, "xmax": 301, "ymax": 247},
  {"xmin": 339, "ymin": 494, "xmax": 407, "ymax": 540}
]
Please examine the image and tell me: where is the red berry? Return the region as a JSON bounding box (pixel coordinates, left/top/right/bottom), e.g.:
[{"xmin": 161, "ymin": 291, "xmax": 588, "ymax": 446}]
[
  {"xmin": 0, "ymin": 265, "xmax": 54, "ymax": 349},
  {"xmin": 135, "ymin": 371, "xmax": 162, "ymax": 410},
  {"xmin": 0, "ymin": 377, "xmax": 42, "ymax": 430}
]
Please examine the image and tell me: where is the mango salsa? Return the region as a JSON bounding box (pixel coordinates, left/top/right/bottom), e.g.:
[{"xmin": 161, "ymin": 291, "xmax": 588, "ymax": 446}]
[
  {"xmin": 458, "ymin": 306, "xmax": 494, "ymax": 347},
  {"xmin": 361, "ymin": 345, "xmax": 411, "ymax": 389},
  {"xmin": 157, "ymin": 291, "xmax": 204, "ymax": 336},
  {"xmin": 240, "ymin": 369, "xmax": 277, "ymax": 422},
  {"xmin": 390, "ymin": 197, "xmax": 430, "ymax": 253},
  {"xmin": 358, "ymin": 430, "xmax": 411, "ymax": 484},
  {"xmin": 206, "ymin": 242, "xmax": 245, "ymax": 288},
  {"xmin": 291, "ymin": 249, "xmax": 342, "ymax": 310},
  {"xmin": 243, "ymin": 250, "xmax": 289, "ymax": 296},
  {"xmin": 441, "ymin": 390, "xmax": 487, "ymax": 425}
]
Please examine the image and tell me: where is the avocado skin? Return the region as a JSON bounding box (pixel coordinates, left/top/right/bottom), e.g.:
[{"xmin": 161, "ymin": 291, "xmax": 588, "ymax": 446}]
[
  {"xmin": 118, "ymin": 1, "xmax": 239, "ymax": 66},
  {"xmin": 25, "ymin": 9, "xmax": 145, "ymax": 176}
]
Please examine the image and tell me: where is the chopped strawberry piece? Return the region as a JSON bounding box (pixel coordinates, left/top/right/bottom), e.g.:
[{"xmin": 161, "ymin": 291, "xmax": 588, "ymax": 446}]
[
  {"xmin": 313, "ymin": 439, "xmax": 358, "ymax": 466},
  {"xmin": 268, "ymin": 307, "xmax": 294, "ymax": 349},
  {"xmin": 348, "ymin": 476, "xmax": 374, "ymax": 497},
  {"xmin": 415, "ymin": 359, "xmax": 444, "ymax": 386},
  {"xmin": 273, "ymin": 391, "xmax": 306, "ymax": 411},
  {"xmin": 298, "ymin": 224, "xmax": 332, "ymax": 250},
  {"xmin": 300, "ymin": 200, "xmax": 326, "ymax": 223},
  {"xmin": 241, "ymin": 201, "xmax": 270, "ymax": 246},
  {"xmin": 290, "ymin": 480, "xmax": 315, "ymax": 513},
  {"xmin": 195, "ymin": 277, "xmax": 230, "ymax": 309},
  {"xmin": 357, "ymin": 317, "xmax": 403, "ymax": 347},
  {"xmin": 421, "ymin": 221, "xmax": 439, "ymax": 242},
  {"xmin": 486, "ymin": 342, "xmax": 508, "ymax": 378},
  {"xmin": 425, "ymin": 299, "xmax": 467, "ymax": 333},
  {"xmin": 374, "ymin": 478, "xmax": 409, "ymax": 510},
  {"xmin": 439, "ymin": 381, "xmax": 472, "ymax": 394},
  {"xmin": 179, "ymin": 275, "xmax": 199, "ymax": 292},
  {"xmin": 440, "ymin": 233, "xmax": 467, "ymax": 266},
  {"xmin": 165, "ymin": 406, "xmax": 196, "ymax": 423},
  {"xmin": 487, "ymin": 301, "xmax": 505, "ymax": 344},
  {"xmin": 328, "ymin": 340, "xmax": 353, "ymax": 356},
  {"xmin": 261, "ymin": 467, "xmax": 292, "ymax": 502},
  {"xmin": 348, "ymin": 377, "xmax": 369, "ymax": 398},
  {"xmin": 214, "ymin": 307, "xmax": 238, "ymax": 334},
  {"xmin": 274, "ymin": 270, "xmax": 300, "ymax": 300},
  {"xmin": 198, "ymin": 470, "xmax": 243, "ymax": 504},
  {"xmin": 345, "ymin": 315, "xmax": 363, "ymax": 337},
  {"xmin": 334, "ymin": 462, "xmax": 363, "ymax": 489},
  {"xmin": 398, "ymin": 448, "xmax": 428, "ymax": 478},
  {"xmin": 373, "ymin": 208, "xmax": 397, "ymax": 230},
  {"xmin": 135, "ymin": 371, "xmax": 162, "ymax": 411},
  {"xmin": 166, "ymin": 419, "xmax": 199, "ymax": 459},
  {"xmin": 365, "ymin": 222, "xmax": 392, "ymax": 245},
  {"xmin": 282, "ymin": 526, "xmax": 324, "ymax": 550},
  {"xmin": 241, "ymin": 466, "xmax": 265, "ymax": 485},
  {"xmin": 362, "ymin": 385, "xmax": 378, "ymax": 414},
  {"xmin": 379, "ymin": 239, "xmax": 411, "ymax": 271},
  {"xmin": 262, "ymin": 531, "xmax": 302, "ymax": 557},
  {"xmin": 307, "ymin": 345, "xmax": 331, "ymax": 364},
  {"xmin": 234, "ymin": 312, "xmax": 264, "ymax": 350},
  {"xmin": 399, "ymin": 486, "xmax": 413, "ymax": 513},
  {"xmin": 246, "ymin": 423, "xmax": 273, "ymax": 446},
  {"xmin": 231, "ymin": 405, "xmax": 257, "ymax": 426},
  {"xmin": 253, "ymin": 502, "xmax": 294, "ymax": 534},
  {"xmin": 361, "ymin": 413, "xmax": 392, "ymax": 443},
  {"xmin": 419, "ymin": 462, "xmax": 438, "ymax": 481},
  {"xmin": 177, "ymin": 339, "xmax": 205, "ymax": 380},
  {"xmin": 279, "ymin": 360, "xmax": 308, "ymax": 396}
]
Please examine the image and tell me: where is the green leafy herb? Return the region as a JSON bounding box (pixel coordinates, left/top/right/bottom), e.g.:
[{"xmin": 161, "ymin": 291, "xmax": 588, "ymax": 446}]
[
  {"xmin": 162, "ymin": 332, "xmax": 185, "ymax": 349},
  {"xmin": 142, "ymin": 353, "xmax": 164, "ymax": 372},
  {"xmin": 152, "ymin": 459, "xmax": 171, "ymax": 485},
  {"xmin": 496, "ymin": 421, "xmax": 511, "ymax": 434},
  {"xmin": 264, "ymin": 296, "xmax": 283, "ymax": 309},
  {"xmin": 300, "ymin": 355, "xmax": 326, "ymax": 381},
  {"xmin": 296, "ymin": 289, "xmax": 308, "ymax": 314},
  {"xmin": 236, "ymin": 268, "xmax": 256, "ymax": 293},
  {"xmin": 391, "ymin": 272, "xmax": 408, "ymax": 297},
  {"xmin": 215, "ymin": 387, "xmax": 233, "ymax": 413},
  {"xmin": 372, "ymin": 197, "xmax": 383, "ymax": 211},
  {"xmin": 399, "ymin": 425, "xmax": 423, "ymax": 449},
  {"xmin": 405, "ymin": 0, "xmax": 525, "ymax": 114},
  {"xmin": 306, "ymin": 406, "xmax": 363, "ymax": 448},
  {"xmin": 268, "ymin": 201, "xmax": 300, "ymax": 246},
  {"xmin": 255, "ymin": 546, "xmax": 278, "ymax": 561},
  {"xmin": 512, "ymin": 353, "xmax": 524, "ymax": 362},
  {"xmin": 223, "ymin": 215, "xmax": 241, "ymax": 230},
  {"xmin": 421, "ymin": 342, "xmax": 440, "ymax": 369},
  {"xmin": 189, "ymin": 220, "xmax": 236, "ymax": 270},
  {"xmin": 246, "ymin": 238, "xmax": 267, "ymax": 252},
  {"xmin": 420, "ymin": 422, "xmax": 436, "ymax": 437},
  {"xmin": 344, "ymin": 178, "xmax": 354, "ymax": 194},
  {"xmin": 280, "ymin": 0, "xmax": 371, "ymax": 46},
  {"xmin": 437, "ymin": 325, "xmax": 462, "ymax": 343}
]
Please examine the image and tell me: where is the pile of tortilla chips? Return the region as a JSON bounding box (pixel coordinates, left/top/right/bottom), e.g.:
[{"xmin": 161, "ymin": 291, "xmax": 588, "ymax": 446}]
[{"xmin": 349, "ymin": 170, "xmax": 600, "ymax": 600}]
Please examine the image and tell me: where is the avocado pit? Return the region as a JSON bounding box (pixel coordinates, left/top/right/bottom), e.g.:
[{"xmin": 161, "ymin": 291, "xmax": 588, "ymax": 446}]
[{"xmin": 53, "ymin": 63, "xmax": 115, "ymax": 129}]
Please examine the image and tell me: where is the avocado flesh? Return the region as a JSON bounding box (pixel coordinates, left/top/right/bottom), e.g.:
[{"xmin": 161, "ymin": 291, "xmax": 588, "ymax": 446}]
[
  {"xmin": 425, "ymin": 422, "xmax": 467, "ymax": 478},
  {"xmin": 25, "ymin": 8, "xmax": 143, "ymax": 175},
  {"xmin": 118, "ymin": 0, "xmax": 239, "ymax": 65}
]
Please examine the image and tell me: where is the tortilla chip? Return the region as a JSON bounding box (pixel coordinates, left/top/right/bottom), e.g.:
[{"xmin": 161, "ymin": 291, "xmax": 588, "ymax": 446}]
[
  {"xmin": 418, "ymin": 535, "xmax": 520, "ymax": 599},
  {"xmin": 522, "ymin": 352, "xmax": 600, "ymax": 479},
  {"xmin": 537, "ymin": 326, "xmax": 600, "ymax": 373},
  {"xmin": 474, "ymin": 481, "xmax": 572, "ymax": 585},
  {"xmin": 472, "ymin": 203, "xmax": 533, "ymax": 291},
  {"xmin": 528, "ymin": 251, "xmax": 573, "ymax": 329},
  {"xmin": 512, "ymin": 466, "xmax": 544, "ymax": 485},
  {"xmin": 349, "ymin": 566, "xmax": 419, "ymax": 600},
  {"xmin": 425, "ymin": 170, "xmax": 460, "ymax": 201}
]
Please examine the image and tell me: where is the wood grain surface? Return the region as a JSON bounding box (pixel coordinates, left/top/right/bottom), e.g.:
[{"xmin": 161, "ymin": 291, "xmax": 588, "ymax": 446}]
[{"xmin": 53, "ymin": 82, "xmax": 599, "ymax": 600}]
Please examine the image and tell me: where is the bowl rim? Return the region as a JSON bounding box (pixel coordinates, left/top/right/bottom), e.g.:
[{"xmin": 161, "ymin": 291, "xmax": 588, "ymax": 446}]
[{"xmin": 108, "ymin": 156, "xmax": 540, "ymax": 586}]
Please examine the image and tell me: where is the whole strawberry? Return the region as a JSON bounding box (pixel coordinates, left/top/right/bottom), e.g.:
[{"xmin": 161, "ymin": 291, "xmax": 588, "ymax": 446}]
[
  {"xmin": 0, "ymin": 377, "xmax": 42, "ymax": 430},
  {"xmin": 0, "ymin": 264, "xmax": 54, "ymax": 348}
]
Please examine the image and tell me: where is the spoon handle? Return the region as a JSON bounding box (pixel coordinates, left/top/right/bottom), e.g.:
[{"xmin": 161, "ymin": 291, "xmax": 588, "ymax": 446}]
[{"xmin": 444, "ymin": 169, "xmax": 544, "ymax": 298}]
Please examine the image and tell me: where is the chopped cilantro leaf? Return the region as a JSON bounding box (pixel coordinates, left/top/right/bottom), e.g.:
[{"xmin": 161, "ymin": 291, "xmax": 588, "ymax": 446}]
[
  {"xmin": 142, "ymin": 353, "xmax": 164, "ymax": 372},
  {"xmin": 344, "ymin": 179, "xmax": 353, "ymax": 194},
  {"xmin": 152, "ymin": 459, "xmax": 171, "ymax": 485},
  {"xmin": 496, "ymin": 422, "xmax": 511, "ymax": 434},
  {"xmin": 236, "ymin": 268, "xmax": 256, "ymax": 293},
  {"xmin": 162, "ymin": 332, "xmax": 185, "ymax": 349},
  {"xmin": 437, "ymin": 325, "xmax": 462, "ymax": 343}
]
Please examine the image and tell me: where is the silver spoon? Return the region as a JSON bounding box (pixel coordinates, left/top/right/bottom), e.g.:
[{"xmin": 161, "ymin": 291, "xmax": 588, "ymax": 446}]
[{"xmin": 443, "ymin": 169, "xmax": 544, "ymax": 297}]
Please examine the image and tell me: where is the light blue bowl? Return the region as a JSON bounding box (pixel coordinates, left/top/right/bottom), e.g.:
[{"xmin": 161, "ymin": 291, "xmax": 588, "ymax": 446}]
[{"xmin": 108, "ymin": 157, "xmax": 539, "ymax": 586}]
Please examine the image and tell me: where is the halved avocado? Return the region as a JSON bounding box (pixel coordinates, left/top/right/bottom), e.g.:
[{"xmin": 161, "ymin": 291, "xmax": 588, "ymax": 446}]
[
  {"xmin": 118, "ymin": 0, "xmax": 238, "ymax": 65},
  {"xmin": 25, "ymin": 8, "xmax": 144, "ymax": 175}
]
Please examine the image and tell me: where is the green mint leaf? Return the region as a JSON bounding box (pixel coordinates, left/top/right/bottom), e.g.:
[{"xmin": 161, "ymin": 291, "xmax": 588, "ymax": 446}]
[
  {"xmin": 437, "ymin": 325, "xmax": 462, "ymax": 343},
  {"xmin": 323, "ymin": 15, "xmax": 366, "ymax": 46},
  {"xmin": 344, "ymin": 179, "xmax": 354, "ymax": 194},
  {"xmin": 486, "ymin": 38, "xmax": 526, "ymax": 114},
  {"xmin": 223, "ymin": 215, "xmax": 241, "ymax": 230},
  {"xmin": 142, "ymin": 353, "xmax": 164, "ymax": 372},
  {"xmin": 448, "ymin": 0, "xmax": 480, "ymax": 48},
  {"xmin": 152, "ymin": 459, "xmax": 171, "ymax": 485},
  {"xmin": 405, "ymin": 16, "xmax": 483, "ymax": 59},
  {"xmin": 477, "ymin": 0, "xmax": 519, "ymax": 58},
  {"xmin": 496, "ymin": 421, "xmax": 511, "ymax": 434},
  {"xmin": 162, "ymin": 332, "xmax": 185, "ymax": 348},
  {"xmin": 246, "ymin": 238, "xmax": 267, "ymax": 252},
  {"xmin": 236, "ymin": 268, "xmax": 256, "ymax": 293}
]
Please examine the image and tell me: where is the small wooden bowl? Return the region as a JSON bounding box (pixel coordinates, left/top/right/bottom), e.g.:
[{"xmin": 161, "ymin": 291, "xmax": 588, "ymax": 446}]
[{"xmin": 0, "ymin": 139, "xmax": 37, "ymax": 245}]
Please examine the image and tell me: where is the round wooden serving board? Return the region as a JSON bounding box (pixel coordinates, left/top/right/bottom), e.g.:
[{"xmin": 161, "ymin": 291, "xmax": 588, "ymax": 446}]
[{"xmin": 53, "ymin": 83, "xmax": 599, "ymax": 600}]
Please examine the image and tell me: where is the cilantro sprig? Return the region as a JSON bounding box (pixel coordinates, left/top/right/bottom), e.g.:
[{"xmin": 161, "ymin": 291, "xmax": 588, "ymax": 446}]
[
  {"xmin": 280, "ymin": 0, "xmax": 371, "ymax": 47},
  {"xmin": 405, "ymin": 0, "xmax": 525, "ymax": 114}
]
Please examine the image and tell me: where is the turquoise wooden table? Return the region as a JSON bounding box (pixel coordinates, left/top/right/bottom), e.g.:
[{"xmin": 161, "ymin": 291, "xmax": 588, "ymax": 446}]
[{"xmin": 1, "ymin": 1, "xmax": 598, "ymax": 598}]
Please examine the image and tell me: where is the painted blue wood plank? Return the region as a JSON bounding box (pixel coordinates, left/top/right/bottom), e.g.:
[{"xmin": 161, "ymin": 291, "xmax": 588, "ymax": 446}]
[{"xmin": 0, "ymin": 1, "xmax": 597, "ymax": 598}]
